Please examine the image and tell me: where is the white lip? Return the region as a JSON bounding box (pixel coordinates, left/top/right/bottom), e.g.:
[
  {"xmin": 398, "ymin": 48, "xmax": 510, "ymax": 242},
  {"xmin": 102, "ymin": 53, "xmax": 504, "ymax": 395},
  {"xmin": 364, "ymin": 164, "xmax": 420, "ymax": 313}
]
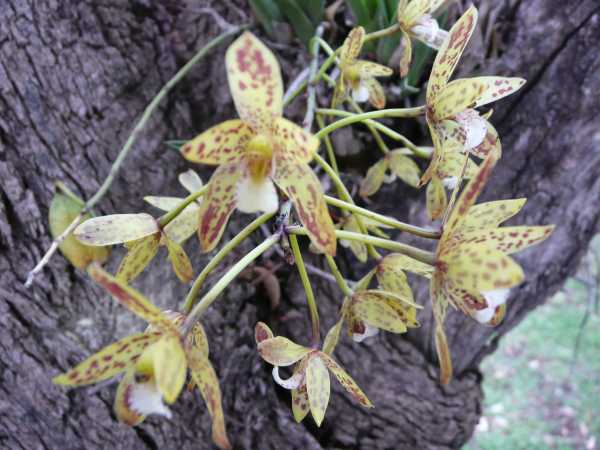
[
  {"xmin": 129, "ymin": 380, "xmax": 172, "ymax": 419},
  {"xmin": 272, "ymin": 366, "xmax": 303, "ymax": 390}
]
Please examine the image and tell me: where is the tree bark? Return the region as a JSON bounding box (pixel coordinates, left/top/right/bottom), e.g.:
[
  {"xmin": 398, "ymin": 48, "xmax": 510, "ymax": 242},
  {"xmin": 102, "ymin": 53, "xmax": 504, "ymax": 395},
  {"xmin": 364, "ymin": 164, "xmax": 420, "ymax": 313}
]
[{"xmin": 1, "ymin": 1, "xmax": 599, "ymax": 449}]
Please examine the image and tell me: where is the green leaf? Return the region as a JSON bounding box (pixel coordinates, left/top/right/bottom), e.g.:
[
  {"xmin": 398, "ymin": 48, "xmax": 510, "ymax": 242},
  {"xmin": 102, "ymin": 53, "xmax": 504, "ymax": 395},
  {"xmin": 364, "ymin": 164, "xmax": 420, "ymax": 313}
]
[
  {"xmin": 303, "ymin": 0, "xmax": 325, "ymax": 26},
  {"xmin": 250, "ymin": 0, "xmax": 283, "ymax": 36},
  {"xmin": 346, "ymin": 0, "xmax": 372, "ymax": 26},
  {"xmin": 277, "ymin": 0, "xmax": 317, "ymax": 47}
]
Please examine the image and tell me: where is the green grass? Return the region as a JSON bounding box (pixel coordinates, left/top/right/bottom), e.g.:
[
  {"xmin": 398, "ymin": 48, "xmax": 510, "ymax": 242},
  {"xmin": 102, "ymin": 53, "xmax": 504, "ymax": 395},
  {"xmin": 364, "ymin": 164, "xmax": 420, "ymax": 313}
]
[{"xmin": 466, "ymin": 251, "xmax": 600, "ymax": 450}]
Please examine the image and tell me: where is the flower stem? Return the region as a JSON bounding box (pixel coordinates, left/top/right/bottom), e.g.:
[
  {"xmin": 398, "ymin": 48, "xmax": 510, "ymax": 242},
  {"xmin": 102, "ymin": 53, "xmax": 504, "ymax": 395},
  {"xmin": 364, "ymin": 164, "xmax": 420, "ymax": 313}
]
[
  {"xmin": 348, "ymin": 99, "xmax": 389, "ymax": 154},
  {"xmin": 181, "ymin": 212, "xmax": 275, "ymax": 313},
  {"xmin": 324, "ymin": 196, "xmax": 441, "ymax": 239},
  {"xmin": 25, "ymin": 25, "xmax": 246, "ymax": 288},
  {"xmin": 324, "ymin": 254, "xmax": 353, "ymax": 297},
  {"xmin": 303, "ymin": 25, "xmax": 325, "ymax": 131},
  {"xmin": 287, "ymin": 226, "xmax": 436, "ymax": 266},
  {"xmin": 289, "ymin": 234, "xmax": 320, "ymax": 347},
  {"xmin": 316, "ymin": 115, "xmax": 340, "ymax": 176},
  {"xmin": 158, "ymin": 186, "xmax": 208, "ymax": 227},
  {"xmin": 316, "ymin": 108, "xmax": 429, "ymax": 158},
  {"xmin": 363, "ymin": 23, "xmax": 402, "ymax": 43},
  {"xmin": 183, "ymin": 234, "xmax": 279, "ymax": 335},
  {"xmin": 313, "ymin": 153, "xmax": 380, "ymax": 259}
]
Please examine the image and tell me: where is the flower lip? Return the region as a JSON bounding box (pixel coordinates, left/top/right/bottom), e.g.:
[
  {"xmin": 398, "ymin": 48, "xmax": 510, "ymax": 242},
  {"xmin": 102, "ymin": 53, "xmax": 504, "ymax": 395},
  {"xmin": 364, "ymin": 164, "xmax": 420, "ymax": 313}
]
[{"xmin": 128, "ymin": 377, "xmax": 172, "ymax": 419}]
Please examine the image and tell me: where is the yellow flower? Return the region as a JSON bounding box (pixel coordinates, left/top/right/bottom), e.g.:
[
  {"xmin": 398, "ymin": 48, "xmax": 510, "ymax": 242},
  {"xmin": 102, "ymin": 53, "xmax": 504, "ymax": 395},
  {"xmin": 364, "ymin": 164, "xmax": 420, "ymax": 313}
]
[
  {"xmin": 181, "ymin": 32, "xmax": 335, "ymax": 255},
  {"xmin": 359, "ymin": 148, "xmax": 422, "ymax": 198},
  {"xmin": 53, "ymin": 265, "xmax": 231, "ymax": 450},
  {"xmin": 332, "ymin": 27, "xmax": 393, "ymax": 109},
  {"xmin": 420, "ymin": 6, "xmax": 525, "ymax": 189},
  {"xmin": 397, "ymin": 0, "xmax": 449, "ymax": 76},
  {"xmin": 254, "ymin": 322, "xmax": 372, "ymax": 426},
  {"xmin": 430, "ymin": 155, "xmax": 554, "ymax": 384}
]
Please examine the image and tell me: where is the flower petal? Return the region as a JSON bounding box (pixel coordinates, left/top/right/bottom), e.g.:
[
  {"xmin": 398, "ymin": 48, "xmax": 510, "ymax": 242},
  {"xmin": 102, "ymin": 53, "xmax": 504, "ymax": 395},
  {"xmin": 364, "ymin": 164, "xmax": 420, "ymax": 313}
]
[
  {"xmin": 376, "ymin": 264, "xmax": 415, "ymax": 304},
  {"xmin": 255, "ymin": 321, "xmax": 275, "ymax": 344},
  {"xmin": 88, "ymin": 264, "xmax": 178, "ymax": 333},
  {"xmin": 75, "ymin": 213, "xmax": 159, "ymax": 246},
  {"xmin": 236, "ymin": 174, "xmax": 278, "ymax": 214},
  {"xmin": 139, "ymin": 335, "xmax": 187, "ymax": 404},
  {"xmin": 444, "ymin": 153, "xmax": 497, "ymax": 240},
  {"xmin": 340, "ymin": 27, "xmax": 365, "ymax": 65},
  {"xmin": 445, "ymin": 243, "xmax": 525, "ymax": 292},
  {"xmin": 398, "ymin": 30, "xmax": 413, "ymax": 78},
  {"xmin": 433, "ymin": 78, "xmax": 486, "ymax": 120},
  {"xmin": 379, "ymin": 253, "xmax": 434, "ymax": 278},
  {"xmin": 292, "ymin": 381, "xmax": 310, "ymax": 423},
  {"xmin": 179, "ymin": 169, "xmax": 204, "ymax": 193},
  {"xmin": 388, "ymin": 152, "xmax": 421, "ymax": 187},
  {"xmin": 350, "ymin": 292, "xmax": 408, "ymax": 333},
  {"xmin": 352, "ymin": 322, "xmax": 380, "ymax": 342},
  {"xmin": 436, "ymin": 149, "xmax": 479, "ymax": 180},
  {"xmin": 322, "ymin": 318, "xmax": 344, "ymax": 356},
  {"xmin": 402, "ymin": 0, "xmax": 431, "ymax": 26},
  {"xmin": 471, "ymin": 76, "xmax": 526, "ymax": 109},
  {"xmin": 306, "ymin": 355, "xmax": 330, "ymax": 427},
  {"xmin": 355, "ymin": 61, "xmax": 394, "ymax": 78},
  {"xmin": 272, "ymin": 158, "xmax": 336, "ymax": 256},
  {"xmin": 461, "ymin": 199, "xmax": 527, "ymax": 230},
  {"xmin": 53, "ymin": 331, "xmax": 161, "ymax": 386},
  {"xmin": 456, "ymin": 226, "xmax": 555, "ymax": 255},
  {"xmin": 258, "ymin": 337, "xmax": 312, "ymax": 366},
  {"xmin": 273, "ymin": 117, "xmax": 319, "ymax": 164},
  {"xmin": 115, "ymin": 234, "xmax": 161, "ymax": 284},
  {"xmin": 144, "ymin": 196, "xmax": 185, "ymax": 211},
  {"xmin": 470, "ymin": 120, "xmax": 501, "ymax": 159},
  {"xmin": 49, "ymin": 193, "xmax": 110, "ymax": 269},
  {"xmin": 226, "ymin": 32, "xmax": 283, "ymax": 133},
  {"xmin": 318, "ymin": 352, "xmax": 373, "ymax": 408},
  {"xmin": 114, "ymin": 368, "xmax": 146, "ymax": 426},
  {"xmin": 427, "ymin": 6, "xmax": 478, "ymax": 103},
  {"xmin": 396, "ymin": 0, "xmax": 410, "ymax": 21},
  {"xmin": 454, "ymin": 109, "xmax": 488, "ymax": 150},
  {"xmin": 181, "ymin": 120, "xmax": 252, "ymax": 165},
  {"xmin": 365, "ymin": 77, "xmax": 387, "ymax": 109},
  {"xmin": 426, "ymin": 176, "xmax": 447, "ymax": 220},
  {"xmin": 342, "ymin": 216, "xmax": 367, "ymax": 262},
  {"xmin": 434, "ymin": 324, "xmax": 452, "ymax": 385},
  {"xmin": 163, "ymin": 203, "xmax": 200, "ymax": 244},
  {"xmin": 272, "ymin": 366, "xmax": 303, "ymax": 390},
  {"xmin": 360, "ymin": 158, "xmax": 388, "ymax": 197},
  {"xmin": 186, "ymin": 343, "xmax": 232, "ymax": 450},
  {"xmin": 198, "ymin": 163, "xmax": 241, "ymax": 252},
  {"xmin": 164, "ymin": 235, "xmax": 194, "ymax": 283}
]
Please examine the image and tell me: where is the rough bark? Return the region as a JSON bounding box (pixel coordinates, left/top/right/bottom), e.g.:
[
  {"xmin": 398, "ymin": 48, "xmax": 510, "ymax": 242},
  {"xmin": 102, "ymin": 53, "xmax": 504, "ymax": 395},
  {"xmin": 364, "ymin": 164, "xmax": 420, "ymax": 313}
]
[{"xmin": 0, "ymin": 1, "xmax": 599, "ymax": 449}]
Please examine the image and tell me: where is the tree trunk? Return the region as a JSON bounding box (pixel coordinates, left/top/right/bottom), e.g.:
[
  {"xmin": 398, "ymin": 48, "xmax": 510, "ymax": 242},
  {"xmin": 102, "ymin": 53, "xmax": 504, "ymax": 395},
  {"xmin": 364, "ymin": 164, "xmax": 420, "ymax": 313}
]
[{"xmin": 1, "ymin": 1, "xmax": 598, "ymax": 449}]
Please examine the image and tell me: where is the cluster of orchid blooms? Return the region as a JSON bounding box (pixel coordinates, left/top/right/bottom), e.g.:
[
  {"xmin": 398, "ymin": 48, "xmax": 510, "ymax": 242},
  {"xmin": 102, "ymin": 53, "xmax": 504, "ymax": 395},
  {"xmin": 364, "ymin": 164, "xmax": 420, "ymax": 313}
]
[{"xmin": 51, "ymin": 3, "xmax": 554, "ymax": 448}]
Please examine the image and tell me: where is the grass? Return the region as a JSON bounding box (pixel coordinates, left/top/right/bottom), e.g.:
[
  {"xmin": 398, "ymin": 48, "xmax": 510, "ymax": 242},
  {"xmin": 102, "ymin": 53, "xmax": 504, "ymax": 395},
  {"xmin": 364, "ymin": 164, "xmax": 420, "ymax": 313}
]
[{"xmin": 466, "ymin": 238, "xmax": 600, "ymax": 450}]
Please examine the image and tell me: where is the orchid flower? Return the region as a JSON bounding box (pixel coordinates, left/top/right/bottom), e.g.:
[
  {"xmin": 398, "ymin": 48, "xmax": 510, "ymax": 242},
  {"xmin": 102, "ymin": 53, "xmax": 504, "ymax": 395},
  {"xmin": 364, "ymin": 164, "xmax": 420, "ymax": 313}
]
[
  {"xmin": 359, "ymin": 148, "xmax": 422, "ymax": 198},
  {"xmin": 337, "ymin": 214, "xmax": 392, "ymax": 263},
  {"xmin": 180, "ymin": 32, "xmax": 336, "ymax": 255},
  {"xmin": 75, "ymin": 212, "xmax": 193, "ymax": 284},
  {"xmin": 144, "ymin": 169, "xmax": 204, "ymax": 244},
  {"xmin": 431, "ymin": 155, "xmax": 554, "ymax": 384},
  {"xmin": 254, "ymin": 322, "xmax": 372, "ymax": 426},
  {"xmin": 53, "ymin": 265, "xmax": 231, "ymax": 449},
  {"xmin": 420, "ymin": 6, "xmax": 525, "ymax": 187},
  {"xmin": 332, "ymin": 27, "xmax": 393, "ymax": 109},
  {"xmin": 397, "ymin": 0, "xmax": 449, "ymax": 76}
]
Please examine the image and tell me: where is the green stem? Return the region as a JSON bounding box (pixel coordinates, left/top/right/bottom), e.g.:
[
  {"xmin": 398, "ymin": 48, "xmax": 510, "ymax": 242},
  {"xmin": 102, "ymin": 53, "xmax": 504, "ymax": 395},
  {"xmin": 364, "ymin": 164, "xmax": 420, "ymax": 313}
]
[
  {"xmin": 348, "ymin": 99, "xmax": 389, "ymax": 154},
  {"xmin": 304, "ymin": 25, "xmax": 325, "ymax": 131},
  {"xmin": 288, "ymin": 226, "xmax": 436, "ymax": 266},
  {"xmin": 289, "ymin": 235, "xmax": 320, "ymax": 347},
  {"xmin": 313, "ymin": 153, "xmax": 380, "ymax": 259},
  {"xmin": 363, "ymin": 23, "xmax": 402, "ymax": 43},
  {"xmin": 316, "ymin": 115, "xmax": 339, "ymax": 176},
  {"xmin": 25, "ymin": 26, "xmax": 246, "ymax": 288},
  {"xmin": 324, "ymin": 196, "xmax": 441, "ymax": 239},
  {"xmin": 325, "ymin": 254, "xmax": 353, "ymax": 297},
  {"xmin": 314, "ymin": 107, "xmax": 426, "ymax": 140},
  {"xmin": 183, "ymin": 234, "xmax": 279, "ymax": 334},
  {"xmin": 158, "ymin": 186, "xmax": 208, "ymax": 227},
  {"xmin": 316, "ymin": 108, "xmax": 429, "ymax": 158},
  {"xmin": 181, "ymin": 212, "xmax": 275, "ymax": 313}
]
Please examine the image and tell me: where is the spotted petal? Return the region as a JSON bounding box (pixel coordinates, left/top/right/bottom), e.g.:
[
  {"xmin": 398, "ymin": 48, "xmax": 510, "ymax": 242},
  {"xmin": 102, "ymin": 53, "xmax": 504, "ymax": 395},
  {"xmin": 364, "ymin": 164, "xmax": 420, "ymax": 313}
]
[
  {"xmin": 351, "ymin": 292, "xmax": 408, "ymax": 333},
  {"xmin": 255, "ymin": 321, "xmax": 275, "ymax": 344},
  {"xmin": 340, "ymin": 27, "xmax": 365, "ymax": 65},
  {"xmin": 444, "ymin": 243, "xmax": 525, "ymax": 292},
  {"xmin": 273, "ymin": 157, "xmax": 336, "ymax": 256},
  {"xmin": 433, "ymin": 78, "xmax": 486, "ymax": 121},
  {"xmin": 226, "ymin": 32, "xmax": 283, "ymax": 133},
  {"xmin": 365, "ymin": 77, "xmax": 387, "ymax": 109},
  {"xmin": 115, "ymin": 234, "xmax": 160, "ymax": 284},
  {"xmin": 456, "ymin": 226, "xmax": 554, "ymax": 255},
  {"xmin": 402, "ymin": 0, "xmax": 432, "ymax": 27},
  {"xmin": 114, "ymin": 367, "xmax": 145, "ymax": 426},
  {"xmin": 319, "ymin": 352, "xmax": 373, "ymax": 408},
  {"xmin": 88, "ymin": 264, "xmax": 178, "ymax": 333},
  {"xmin": 306, "ymin": 355, "xmax": 330, "ymax": 427},
  {"xmin": 427, "ymin": 6, "xmax": 478, "ymax": 103},
  {"xmin": 470, "ymin": 121, "xmax": 501, "ymax": 159},
  {"xmin": 355, "ymin": 61, "xmax": 394, "ymax": 78},
  {"xmin": 186, "ymin": 343, "xmax": 231, "ymax": 450},
  {"xmin": 273, "ymin": 117, "xmax": 319, "ymax": 164},
  {"xmin": 379, "ymin": 253, "xmax": 434, "ymax": 279},
  {"xmin": 389, "ymin": 151, "xmax": 421, "ymax": 187},
  {"xmin": 258, "ymin": 337, "xmax": 311, "ymax": 366},
  {"xmin": 472, "ymin": 76, "xmax": 526, "ymax": 109},
  {"xmin": 292, "ymin": 379, "xmax": 310, "ymax": 423},
  {"xmin": 426, "ymin": 176, "xmax": 447, "ymax": 220},
  {"xmin": 75, "ymin": 213, "xmax": 159, "ymax": 246},
  {"xmin": 53, "ymin": 331, "xmax": 161, "ymax": 386},
  {"xmin": 181, "ymin": 119, "xmax": 252, "ymax": 165},
  {"xmin": 163, "ymin": 203, "xmax": 200, "ymax": 244},
  {"xmin": 461, "ymin": 199, "xmax": 527, "ymax": 230},
  {"xmin": 398, "ymin": 30, "xmax": 413, "ymax": 78},
  {"xmin": 198, "ymin": 163, "xmax": 241, "ymax": 252},
  {"xmin": 164, "ymin": 235, "xmax": 193, "ymax": 283},
  {"xmin": 322, "ymin": 318, "xmax": 344, "ymax": 356},
  {"xmin": 436, "ymin": 150, "xmax": 478, "ymax": 180}
]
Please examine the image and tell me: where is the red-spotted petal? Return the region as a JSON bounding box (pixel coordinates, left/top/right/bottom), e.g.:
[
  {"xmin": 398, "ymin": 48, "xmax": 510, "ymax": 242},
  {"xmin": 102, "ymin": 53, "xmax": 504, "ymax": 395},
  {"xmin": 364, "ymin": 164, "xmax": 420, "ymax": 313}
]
[{"xmin": 181, "ymin": 120, "xmax": 252, "ymax": 165}]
